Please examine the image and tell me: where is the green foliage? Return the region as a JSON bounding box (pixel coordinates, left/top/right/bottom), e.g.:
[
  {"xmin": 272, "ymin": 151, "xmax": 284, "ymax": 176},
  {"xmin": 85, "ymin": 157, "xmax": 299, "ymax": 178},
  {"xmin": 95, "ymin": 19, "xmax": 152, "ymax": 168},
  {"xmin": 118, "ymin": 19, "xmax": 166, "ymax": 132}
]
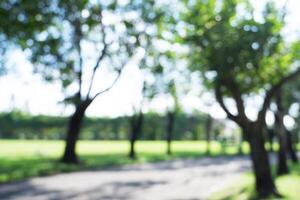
[
  {"xmin": 279, "ymin": 61, "xmax": 300, "ymax": 110},
  {"xmin": 0, "ymin": 111, "xmax": 215, "ymax": 140},
  {"xmin": 181, "ymin": 0, "xmax": 292, "ymax": 95},
  {"xmin": 0, "ymin": 0, "xmax": 51, "ymax": 70},
  {"xmin": 0, "ymin": 111, "xmax": 67, "ymax": 139},
  {"xmin": 0, "ymin": 0, "xmax": 53, "ymax": 40}
]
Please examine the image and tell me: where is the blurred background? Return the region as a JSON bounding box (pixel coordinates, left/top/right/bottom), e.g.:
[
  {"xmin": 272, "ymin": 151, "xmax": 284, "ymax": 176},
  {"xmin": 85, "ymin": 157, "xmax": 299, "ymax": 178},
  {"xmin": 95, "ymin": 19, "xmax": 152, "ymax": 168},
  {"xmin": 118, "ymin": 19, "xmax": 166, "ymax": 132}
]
[{"xmin": 0, "ymin": 0, "xmax": 300, "ymax": 199}]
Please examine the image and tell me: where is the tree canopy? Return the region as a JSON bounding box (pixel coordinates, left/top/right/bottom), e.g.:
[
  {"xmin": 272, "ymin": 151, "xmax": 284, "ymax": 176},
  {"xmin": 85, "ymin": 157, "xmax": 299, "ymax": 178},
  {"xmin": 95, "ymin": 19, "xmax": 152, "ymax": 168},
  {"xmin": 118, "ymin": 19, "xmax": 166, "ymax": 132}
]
[{"xmin": 179, "ymin": 0, "xmax": 300, "ymax": 125}]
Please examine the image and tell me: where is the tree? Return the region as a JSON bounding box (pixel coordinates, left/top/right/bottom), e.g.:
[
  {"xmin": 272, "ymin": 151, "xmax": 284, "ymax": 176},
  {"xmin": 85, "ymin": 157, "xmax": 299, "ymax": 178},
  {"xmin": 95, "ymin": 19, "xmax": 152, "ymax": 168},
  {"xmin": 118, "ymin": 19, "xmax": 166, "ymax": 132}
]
[
  {"xmin": 274, "ymin": 89, "xmax": 289, "ymax": 175},
  {"xmin": 272, "ymin": 49, "xmax": 300, "ymax": 166},
  {"xmin": 205, "ymin": 115, "xmax": 213, "ymax": 155},
  {"xmin": 128, "ymin": 0, "xmax": 185, "ymax": 155},
  {"xmin": 128, "ymin": 82, "xmax": 147, "ymax": 159},
  {"xmin": 276, "ymin": 77, "xmax": 300, "ymax": 163},
  {"xmin": 147, "ymin": 62, "xmax": 186, "ymax": 155},
  {"xmin": 267, "ymin": 72, "xmax": 300, "ymax": 175},
  {"xmin": 128, "ymin": 103, "xmax": 144, "ymax": 159},
  {"xmin": 266, "ymin": 128, "xmax": 275, "ymax": 153},
  {"xmin": 267, "ymin": 45, "xmax": 300, "ymax": 166},
  {"xmin": 157, "ymin": 80, "xmax": 183, "ymax": 155},
  {"xmin": 180, "ymin": 0, "xmax": 300, "ymax": 196},
  {"xmin": 123, "ymin": 0, "xmax": 167, "ymax": 159},
  {"xmin": 165, "ymin": 82, "xmax": 180, "ymax": 155},
  {"xmin": 146, "ymin": 53, "xmax": 186, "ymax": 155},
  {"xmin": 139, "ymin": 30, "xmax": 188, "ymax": 155},
  {"xmin": 16, "ymin": 0, "xmax": 140, "ymax": 163}
]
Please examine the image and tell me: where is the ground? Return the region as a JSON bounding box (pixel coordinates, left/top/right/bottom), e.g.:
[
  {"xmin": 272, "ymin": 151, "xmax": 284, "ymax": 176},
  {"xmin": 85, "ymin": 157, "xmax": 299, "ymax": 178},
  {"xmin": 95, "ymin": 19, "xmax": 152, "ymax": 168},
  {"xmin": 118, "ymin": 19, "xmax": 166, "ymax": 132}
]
[
  {"xmin": 0, "ymin": 156, "xmax": 251, "ymax": 200},
  {"xmin": 0, "ymin": 140, "xmax": 299, "ymax": 199}
]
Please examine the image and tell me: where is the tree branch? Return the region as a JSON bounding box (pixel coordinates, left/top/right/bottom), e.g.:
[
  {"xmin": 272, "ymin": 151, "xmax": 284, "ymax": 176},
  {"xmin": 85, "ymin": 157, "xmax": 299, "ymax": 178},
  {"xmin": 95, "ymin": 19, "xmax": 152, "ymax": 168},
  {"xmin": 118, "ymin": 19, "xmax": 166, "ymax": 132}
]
[
  {"xmin": 257, "ymin": 67, "xmax": 300, "ymax": 123},
  {"xmin": 90, "ymin": 66, "xmax": 124, "ymax": 102},
  {"xmin": 215, "ymin": 82, "xmax": 241, "ymax": 125},
  {"xmin": 73, "ymin": 18, "xmax": 83, "ymax": 99},
  {"xmin": 87, "ymin": 13, "xmax": 109, "ymax": 98},
  {"xmin": 225, "ymin": 79, "xmax": 248, "ymax": 122}
]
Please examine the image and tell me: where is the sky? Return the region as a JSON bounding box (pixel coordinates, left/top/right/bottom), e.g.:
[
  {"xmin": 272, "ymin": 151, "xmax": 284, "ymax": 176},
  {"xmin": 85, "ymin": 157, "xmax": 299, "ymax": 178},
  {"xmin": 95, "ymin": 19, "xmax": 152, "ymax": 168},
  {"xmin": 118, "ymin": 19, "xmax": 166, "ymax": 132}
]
[{"xmin": 1, "ymin": 0, "xmax": 300, "ymax": 129}]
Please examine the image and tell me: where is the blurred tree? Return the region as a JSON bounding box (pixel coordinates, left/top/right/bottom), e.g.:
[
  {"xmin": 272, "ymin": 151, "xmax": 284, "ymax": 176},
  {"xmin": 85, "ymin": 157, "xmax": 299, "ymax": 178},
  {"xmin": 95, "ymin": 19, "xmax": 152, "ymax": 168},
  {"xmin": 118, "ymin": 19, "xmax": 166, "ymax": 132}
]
[
  {"xmin": 266, "ymin": 128, "xmax": 275, "ymax": 152},
  {"xmin": 124, "ymin": 0, "xmax": 163, "ymax": 159},
  {"xmin": 165, "ymin": 81, "xmax": 181, "ymax": 155},
  {"xmin": 282, "ymin": 41, "xmax": 300, "ymax": 162},
  {"xmin": 205, "ymin": 115, "xmax": 213, "ymax": 155},
  {"xmin": 274, "ymin": 88, "xmax": 289, "ymax": 175},
  {"xmin": 127, "ymin": 0, "xmax": 181, "ymax": 157},
  {"xmin": 278, "ymin": 77, "xmax": 300, "ymax": 163},
  {"xmin": 147, "ymin": 61, "xmax": 185, "ymax": 155},
  {"xmin": 10, "ymin": 0, "xmax": 141, "ymax": 163},
  {"xmin": 128, "ymin": 82, "xmax": 146, "ymax": 159},
  {"xmin": 128, "ymin": 110, "xmax": 144, "ymax": 159},
  {"xmin": 270, "ymin": 43, "xmax": 300, "ymax": 174},
  {"xmin": 271, "ymin": 42, "xmax": 300, "ymax": 171},
  {"xmin": 139, "ymin": 28, "xmax": 189, "ymax": 155},
  {"xmin": 180, "ymin": 0, "xmax": 300, "ymax": 197}
]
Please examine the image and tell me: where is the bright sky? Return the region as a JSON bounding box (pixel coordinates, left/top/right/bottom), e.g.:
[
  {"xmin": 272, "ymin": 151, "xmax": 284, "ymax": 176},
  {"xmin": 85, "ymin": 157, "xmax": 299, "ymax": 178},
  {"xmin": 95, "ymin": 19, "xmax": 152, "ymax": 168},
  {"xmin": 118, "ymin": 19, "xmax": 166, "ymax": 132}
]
[{"xmin": 1, "ymin": 0, "xmax": 300, "ymax": 130}]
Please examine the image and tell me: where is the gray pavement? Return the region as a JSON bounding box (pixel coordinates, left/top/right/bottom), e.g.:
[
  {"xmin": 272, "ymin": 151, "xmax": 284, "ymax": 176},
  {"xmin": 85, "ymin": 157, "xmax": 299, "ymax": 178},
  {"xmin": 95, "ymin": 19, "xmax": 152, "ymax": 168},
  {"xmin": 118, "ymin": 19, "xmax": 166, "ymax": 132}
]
[{"xmin": 0, "ymin": 156, "xmax": 252, "ymax": 200}]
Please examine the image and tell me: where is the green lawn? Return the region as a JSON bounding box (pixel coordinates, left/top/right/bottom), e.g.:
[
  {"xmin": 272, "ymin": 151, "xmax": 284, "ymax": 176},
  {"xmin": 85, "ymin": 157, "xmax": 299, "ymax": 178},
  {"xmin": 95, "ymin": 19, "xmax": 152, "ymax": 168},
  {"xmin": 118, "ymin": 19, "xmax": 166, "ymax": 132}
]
[
  {"xmin": 210, "ymin": 163, "xmax": 300, "ymax": 200},
  {"xmin": 0, "ymin": 139, "xmax": 248, "ymax": 183}
]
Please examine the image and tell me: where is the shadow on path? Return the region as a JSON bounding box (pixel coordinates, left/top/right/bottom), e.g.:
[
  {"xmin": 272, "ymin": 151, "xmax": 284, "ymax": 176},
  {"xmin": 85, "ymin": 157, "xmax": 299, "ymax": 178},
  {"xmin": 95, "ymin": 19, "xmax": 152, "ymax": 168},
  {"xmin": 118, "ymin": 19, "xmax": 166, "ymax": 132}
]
[{"xmin": 0, "ymin": 156, "xmax": 251, "ymax": 200}]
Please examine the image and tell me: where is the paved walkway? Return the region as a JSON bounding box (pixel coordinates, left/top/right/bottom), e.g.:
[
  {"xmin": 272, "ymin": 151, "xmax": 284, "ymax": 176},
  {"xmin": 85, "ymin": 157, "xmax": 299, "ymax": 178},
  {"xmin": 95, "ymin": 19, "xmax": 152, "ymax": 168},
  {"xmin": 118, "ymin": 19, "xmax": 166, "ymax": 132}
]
[{"xmin": 0, "ymin": 156, "xmax": 251, "ymax": 200}]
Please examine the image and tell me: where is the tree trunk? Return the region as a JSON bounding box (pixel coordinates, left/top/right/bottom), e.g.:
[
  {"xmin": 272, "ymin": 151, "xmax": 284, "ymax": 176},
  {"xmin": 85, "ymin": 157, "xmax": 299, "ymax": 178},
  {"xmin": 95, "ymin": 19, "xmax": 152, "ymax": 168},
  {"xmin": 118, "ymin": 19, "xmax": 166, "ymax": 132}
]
[
  {"xmin": 275, "ymin": 92, "xmax": 289, "ymax": 175},
  {"xmin": 297, "ymin": 129, "xmax": 300, "ymax": 151},
  {"xmin": 129, "ymin": 112, "xmax": 143, "ymax": 159},
  {"xmin": 129, "ymin": 136, "xmax": 136, "ymax": 159},
  {"xmin": 238, "ymin": 131, "xmax": 244, "ymax": 155},
  {"xmin": 205, "ymin": 115, "xmax": 213, "ymax": 155},
  {"xmin": 244, "ymin": 123, "xmax": 279, "ymax": 197},
  {"xmin": 286, "ymin": 129, "xmax": 298, "ymax": 163},
  {"xmin": 276, "ymin": 130, "xmax": 289, "ymax": 175},
  {"xmin": 114, "ymin": 125, "xmax": 120, "ymax": 140},
  {"xmin": 61, "ymin": 101, "xmax": 90, "ymax": 164},
  {"xmin": 267, "ymin": 128, "xmax": 275, "ymax": 153},
  {"xmin": 166, "ymin": 111, "xmax": 175, "ymax": 155}
]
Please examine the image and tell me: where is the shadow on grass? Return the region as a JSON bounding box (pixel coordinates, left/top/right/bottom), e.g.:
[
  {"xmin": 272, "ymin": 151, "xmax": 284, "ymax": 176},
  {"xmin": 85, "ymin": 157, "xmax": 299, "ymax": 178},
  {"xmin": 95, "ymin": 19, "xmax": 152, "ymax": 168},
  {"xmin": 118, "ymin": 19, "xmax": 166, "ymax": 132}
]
[{"xmin": 0, "ymin": 151, "xmax": 247, "ymax": 184}]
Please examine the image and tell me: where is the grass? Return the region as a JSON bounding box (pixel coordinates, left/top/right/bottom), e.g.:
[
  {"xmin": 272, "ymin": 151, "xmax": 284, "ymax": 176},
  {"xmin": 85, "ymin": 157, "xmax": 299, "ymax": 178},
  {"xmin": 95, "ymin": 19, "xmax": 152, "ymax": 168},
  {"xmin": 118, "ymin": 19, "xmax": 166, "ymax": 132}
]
[
  {"xmin": 210, "ymin": 163, "xmax": 300, "ymax": 200},
  {"xmin": 0, "ymin": 139, "xmax": 249, "ymax": 183}
]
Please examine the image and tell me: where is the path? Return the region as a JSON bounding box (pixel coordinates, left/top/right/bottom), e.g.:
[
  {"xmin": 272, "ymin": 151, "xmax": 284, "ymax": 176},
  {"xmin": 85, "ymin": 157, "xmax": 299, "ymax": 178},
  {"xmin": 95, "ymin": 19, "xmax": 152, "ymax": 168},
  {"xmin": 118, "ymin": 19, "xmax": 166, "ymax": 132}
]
[{"xmin": 0, "ymin": 156, "xmax": 251, "ymax": 200}]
